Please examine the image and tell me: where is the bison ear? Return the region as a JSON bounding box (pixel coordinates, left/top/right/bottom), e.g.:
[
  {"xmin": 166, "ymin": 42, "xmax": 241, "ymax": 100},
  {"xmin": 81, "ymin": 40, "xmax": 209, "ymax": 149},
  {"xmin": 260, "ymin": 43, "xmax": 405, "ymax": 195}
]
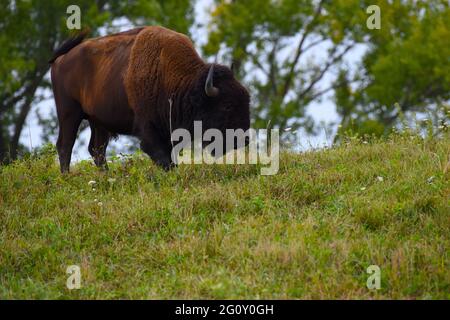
[{"xmin": 205, "ymin": 64, "xmax": 219, "ymax": 97}]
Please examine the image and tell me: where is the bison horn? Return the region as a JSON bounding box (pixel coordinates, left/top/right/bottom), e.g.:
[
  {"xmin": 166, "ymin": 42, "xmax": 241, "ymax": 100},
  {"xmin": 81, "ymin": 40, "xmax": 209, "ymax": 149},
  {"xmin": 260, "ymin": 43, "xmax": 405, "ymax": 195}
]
[{"xmin": 205, "ymin": 64, "xmax": 219, "ymax": 97}]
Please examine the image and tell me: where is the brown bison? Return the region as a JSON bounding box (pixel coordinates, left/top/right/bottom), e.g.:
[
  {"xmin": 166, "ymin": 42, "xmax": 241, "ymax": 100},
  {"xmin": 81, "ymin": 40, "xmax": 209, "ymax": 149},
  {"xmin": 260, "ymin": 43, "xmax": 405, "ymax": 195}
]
[{"xmin": 49, "ymin": 26, "xmax": 250, "ymax": 172}]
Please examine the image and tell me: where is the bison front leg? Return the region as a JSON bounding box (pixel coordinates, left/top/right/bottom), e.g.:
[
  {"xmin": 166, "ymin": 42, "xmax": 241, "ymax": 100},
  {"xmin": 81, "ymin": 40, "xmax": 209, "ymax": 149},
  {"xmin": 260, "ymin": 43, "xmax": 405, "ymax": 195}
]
[
  {"xmin": 140, "ymin": 130, "xmax": 173, "ymax": 170},
  {"xmin": 88, "ymin": 121, "xmax": 110, "ymax": 170}
]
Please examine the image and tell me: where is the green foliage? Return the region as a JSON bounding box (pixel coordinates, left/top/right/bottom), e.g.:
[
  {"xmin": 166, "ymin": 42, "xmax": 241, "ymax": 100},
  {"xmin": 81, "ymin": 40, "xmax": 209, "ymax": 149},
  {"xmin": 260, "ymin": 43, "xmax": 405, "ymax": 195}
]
[
  {"xmin": 0, "ymin": 132, "xmax": 449, "ymax": 298},
  {"xmin": 205, "ymin": 0, "xmax": 450, "ymax": 139},
  {"xmin": 340, "ymin": 119, "xmax": 386, "ymax": 138},
  {"xmin": 335, "ymin": 0, "xmax": 450, "ymax": 134},
  {"xmin": 204, "ymin": 0, "xmax": 366, "ymax": 139}
]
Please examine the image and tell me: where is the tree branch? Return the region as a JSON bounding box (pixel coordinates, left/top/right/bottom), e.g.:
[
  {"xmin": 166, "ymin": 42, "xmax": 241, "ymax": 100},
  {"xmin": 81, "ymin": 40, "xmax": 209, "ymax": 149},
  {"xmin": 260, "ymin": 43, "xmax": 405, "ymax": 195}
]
[
  {"xmin": 298, "ymin": 43, "xmax": 354, "ymax": 100},
  {"xmin": 268, "ymin": 40, "xmax": 279, "ymax": 95},
  {"xmin": 280, "ymin": 0, "xmax": 325, "ymax": 99}
]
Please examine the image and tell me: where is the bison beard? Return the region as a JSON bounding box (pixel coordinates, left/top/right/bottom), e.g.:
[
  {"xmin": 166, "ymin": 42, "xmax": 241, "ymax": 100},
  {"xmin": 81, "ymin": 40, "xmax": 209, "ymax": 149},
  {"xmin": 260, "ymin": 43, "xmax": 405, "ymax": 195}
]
[{"xmin": 49, "ymin": 26, "xmax": 250, "ymax": 172}]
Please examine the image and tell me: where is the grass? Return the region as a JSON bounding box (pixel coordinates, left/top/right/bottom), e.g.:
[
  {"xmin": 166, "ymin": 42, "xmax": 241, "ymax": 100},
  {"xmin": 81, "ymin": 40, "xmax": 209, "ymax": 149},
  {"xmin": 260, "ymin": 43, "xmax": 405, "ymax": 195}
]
[{"xmin": 0, "ymin": 132, "xmax": 449, "ymax": 299}]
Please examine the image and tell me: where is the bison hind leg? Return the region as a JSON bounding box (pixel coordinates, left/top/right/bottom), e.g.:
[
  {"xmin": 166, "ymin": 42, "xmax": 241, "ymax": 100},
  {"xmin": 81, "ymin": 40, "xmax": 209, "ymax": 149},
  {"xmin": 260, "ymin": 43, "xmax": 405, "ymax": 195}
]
[{"xmin": 55, "ymin": 100, "xmax": 84, "ymax": 173}]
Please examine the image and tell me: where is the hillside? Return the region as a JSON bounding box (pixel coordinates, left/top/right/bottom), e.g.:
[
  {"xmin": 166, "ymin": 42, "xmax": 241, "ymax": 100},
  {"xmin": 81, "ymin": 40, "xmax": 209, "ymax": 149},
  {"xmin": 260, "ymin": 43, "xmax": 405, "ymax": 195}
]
[{"xmin": 0, "ymin": 133, "xmax": 449, "ymax": 299}]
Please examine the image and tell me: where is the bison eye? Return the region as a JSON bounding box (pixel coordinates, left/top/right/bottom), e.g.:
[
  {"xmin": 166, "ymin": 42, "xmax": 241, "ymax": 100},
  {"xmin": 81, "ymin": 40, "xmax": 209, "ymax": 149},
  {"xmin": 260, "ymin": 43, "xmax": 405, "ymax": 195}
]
[{"xmin": 224, "ymin": 105, "xmax": 232, "ymax": 112}]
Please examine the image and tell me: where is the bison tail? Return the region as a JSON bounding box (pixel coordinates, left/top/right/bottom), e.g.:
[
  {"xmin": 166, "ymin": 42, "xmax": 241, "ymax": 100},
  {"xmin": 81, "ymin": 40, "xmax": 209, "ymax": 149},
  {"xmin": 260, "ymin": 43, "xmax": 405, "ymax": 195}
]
[{"xmin": 48, "ymin": 30, "xmax": 90, "ymax": 64}]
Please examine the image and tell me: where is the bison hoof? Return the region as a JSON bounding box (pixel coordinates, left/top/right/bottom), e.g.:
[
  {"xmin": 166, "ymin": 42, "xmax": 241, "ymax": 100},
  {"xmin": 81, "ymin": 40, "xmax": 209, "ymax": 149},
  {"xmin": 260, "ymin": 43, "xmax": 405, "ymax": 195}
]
[{"xmin": 159, "ymin": 162, "xmax": 175, "ymax": 171}]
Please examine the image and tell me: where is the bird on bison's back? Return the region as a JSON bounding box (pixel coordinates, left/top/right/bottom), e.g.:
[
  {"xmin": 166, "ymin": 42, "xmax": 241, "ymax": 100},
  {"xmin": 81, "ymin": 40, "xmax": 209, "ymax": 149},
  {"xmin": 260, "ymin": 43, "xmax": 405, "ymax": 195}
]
[{"xmin": 49, "ymin": 26, "xmax": 250, "ymax": 173}]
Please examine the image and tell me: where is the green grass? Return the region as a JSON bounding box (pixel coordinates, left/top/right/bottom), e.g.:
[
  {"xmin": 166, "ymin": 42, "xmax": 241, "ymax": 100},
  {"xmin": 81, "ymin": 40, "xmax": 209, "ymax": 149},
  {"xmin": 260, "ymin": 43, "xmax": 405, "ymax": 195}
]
[{"xmin": 0, "ymin": 133, "xmax": 449, "ymax": 299}]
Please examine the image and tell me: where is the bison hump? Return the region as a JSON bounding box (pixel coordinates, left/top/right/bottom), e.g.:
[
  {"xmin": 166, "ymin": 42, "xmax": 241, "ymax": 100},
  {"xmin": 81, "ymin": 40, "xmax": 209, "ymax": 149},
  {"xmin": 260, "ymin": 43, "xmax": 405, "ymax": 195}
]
[{"xmin": 124, "ymin": 26, "xmax": 205, "ymax": 113}]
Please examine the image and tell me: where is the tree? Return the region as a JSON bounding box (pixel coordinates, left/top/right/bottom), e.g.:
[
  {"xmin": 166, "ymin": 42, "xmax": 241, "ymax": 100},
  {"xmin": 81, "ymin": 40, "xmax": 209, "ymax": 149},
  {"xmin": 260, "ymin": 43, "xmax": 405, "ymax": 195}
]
[
  {"xmin": 335, "ymin": 0, "xmax": 450, "ymax": 136},
  {"xmin": 204, "ymin": 0, "xmax": 450, "ymax": 141},
  {"xmin": 204, "ymin": 0, "xmax": 368, "ymax": 142},
  {"xmin": 0, "ymin": 0, "xmax": 195, "ymax": 162}
]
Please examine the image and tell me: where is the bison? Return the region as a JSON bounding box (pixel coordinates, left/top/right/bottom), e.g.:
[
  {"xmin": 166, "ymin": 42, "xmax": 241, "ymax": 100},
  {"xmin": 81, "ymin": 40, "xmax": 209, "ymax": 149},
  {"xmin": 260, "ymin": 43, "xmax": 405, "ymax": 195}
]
[{"xmin": 49, "ymin": 26, "xmax": 250, "ymax": 172}]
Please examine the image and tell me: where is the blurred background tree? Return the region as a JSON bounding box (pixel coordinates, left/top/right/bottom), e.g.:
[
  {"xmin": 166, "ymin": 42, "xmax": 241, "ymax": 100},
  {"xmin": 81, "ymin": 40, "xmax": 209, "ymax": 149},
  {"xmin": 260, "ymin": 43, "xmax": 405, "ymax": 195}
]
[
  {"xmin": 205, "ymin": 0, "xmax": 367, "ymax": 142},
  {"xmin": 0, "ymin": 0, "xmax": 449, "ymax": 162},
  {"xmin": 334, "ymin": 0, "xmax": 450, "ymax": 137},
  {"xmin": 205, "ymin": 0, "xmax": 449, "ymax": 141}
]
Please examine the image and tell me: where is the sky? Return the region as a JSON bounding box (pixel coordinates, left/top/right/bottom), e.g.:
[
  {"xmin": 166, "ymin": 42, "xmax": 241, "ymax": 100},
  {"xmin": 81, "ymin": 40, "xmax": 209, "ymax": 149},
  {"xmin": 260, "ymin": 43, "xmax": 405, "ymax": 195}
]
[{"xmin": 22, "ymin": 0, "xmax": 366, "ymax": 161}]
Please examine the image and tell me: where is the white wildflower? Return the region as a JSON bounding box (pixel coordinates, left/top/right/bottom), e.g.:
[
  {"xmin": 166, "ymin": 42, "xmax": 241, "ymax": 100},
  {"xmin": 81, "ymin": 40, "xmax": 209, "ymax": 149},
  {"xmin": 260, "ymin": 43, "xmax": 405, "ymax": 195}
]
[
  {"xmin": 360, "ymin": 187, "xmax": 366, "ymax": 191},
  {"xmin": 88, "ymin": 180, "xmax": 96, "ymax": 186},
  {"xmin": 376, "ymin": 176, "xmax": 384, "ymax": 182}
]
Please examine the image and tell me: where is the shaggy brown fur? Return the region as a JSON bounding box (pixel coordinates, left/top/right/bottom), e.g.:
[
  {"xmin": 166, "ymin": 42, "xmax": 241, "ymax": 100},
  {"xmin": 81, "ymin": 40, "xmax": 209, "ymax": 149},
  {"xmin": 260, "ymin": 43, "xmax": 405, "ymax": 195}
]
[{"xmin": 50, "ymin": 26, "xmax": 250, "ymax": 172}]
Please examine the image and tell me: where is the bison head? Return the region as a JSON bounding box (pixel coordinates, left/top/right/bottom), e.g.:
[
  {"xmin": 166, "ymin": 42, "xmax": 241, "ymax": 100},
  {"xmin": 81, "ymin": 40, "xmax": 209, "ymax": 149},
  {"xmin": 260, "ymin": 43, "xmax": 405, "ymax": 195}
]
[{"xmin": 190, "ymin": 63, "xmax": 250, "ymax": 156}]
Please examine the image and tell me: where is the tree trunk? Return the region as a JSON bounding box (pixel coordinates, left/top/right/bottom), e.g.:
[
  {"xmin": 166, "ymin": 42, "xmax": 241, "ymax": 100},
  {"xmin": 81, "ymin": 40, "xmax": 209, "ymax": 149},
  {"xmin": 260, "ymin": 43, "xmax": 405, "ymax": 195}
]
[
  {"xmin": 9, "ymin": 69, "xmax": 47, "ymax": 159},
  {"xmin": 0, "ymin": 121, "xmax": 7, "ymax": 163}
]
